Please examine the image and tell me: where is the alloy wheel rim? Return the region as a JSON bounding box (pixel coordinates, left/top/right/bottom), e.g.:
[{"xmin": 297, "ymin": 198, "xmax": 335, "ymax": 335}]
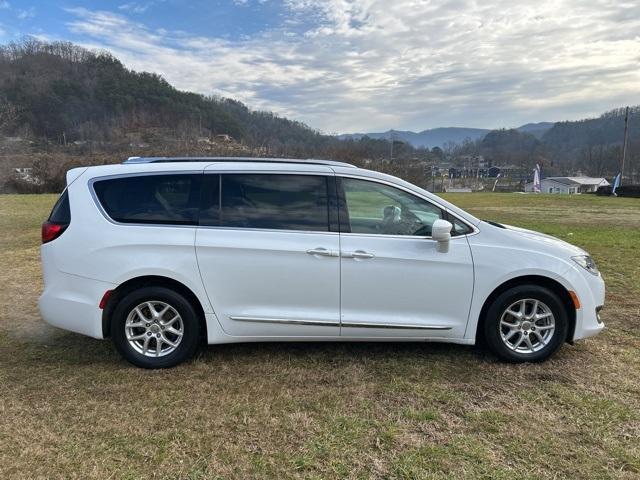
[
  {"xmin": 125, "ymin": 301, "xmax": 184, "ymax": 357},
  {"xmin": 499, "ymin": 298, "xmax": 555, "ymax": 354}
]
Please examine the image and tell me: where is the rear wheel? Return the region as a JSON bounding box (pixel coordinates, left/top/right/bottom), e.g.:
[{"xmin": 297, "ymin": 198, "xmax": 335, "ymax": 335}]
[
  {"xmin": 483, "ymin": 285, "xmax": 568, "ymax": 362},
  {"xmin": 111, "ymin": 287, "xmax": 201, "ymax": 368}
]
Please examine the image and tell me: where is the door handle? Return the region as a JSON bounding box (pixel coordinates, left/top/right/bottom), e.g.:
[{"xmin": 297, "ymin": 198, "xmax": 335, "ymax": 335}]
[
  {"xmin": 306, "ymin": 247, "xmax": 338, "ymax": 257},
  {"xmin": 343, "ymin": 250, "xmax": 375, "ymax": 259}
]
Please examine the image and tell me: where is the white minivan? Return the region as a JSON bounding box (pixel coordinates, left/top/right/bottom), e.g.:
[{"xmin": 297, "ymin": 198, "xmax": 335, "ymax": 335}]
[{"xmin": 39, "ymin": 157, "xmax": 605, "ymax": 368}]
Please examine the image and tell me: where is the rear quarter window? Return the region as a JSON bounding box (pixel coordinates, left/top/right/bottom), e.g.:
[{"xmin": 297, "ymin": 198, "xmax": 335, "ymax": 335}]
[
  {"xmin": 93, "ymin": 174, "xmax": 202, "ymax": 225},
  {"xmin": 49, "ymin": 190, "xmax": 71, "ymax": 224}
]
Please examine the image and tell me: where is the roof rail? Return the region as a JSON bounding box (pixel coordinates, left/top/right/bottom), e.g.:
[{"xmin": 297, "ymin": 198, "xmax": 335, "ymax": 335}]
[{"xmin": 123, "ymin": 156, "xmax": 357, "ymax": 168}]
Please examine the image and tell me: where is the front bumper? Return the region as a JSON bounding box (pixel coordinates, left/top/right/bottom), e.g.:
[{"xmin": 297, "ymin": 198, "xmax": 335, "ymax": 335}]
[
  {"xmin": 573, "ymin": 304, "xmax": 605, "ymax": 341},
  {"xmin": 570, "ymin": 269, "xmax": 606, "ymax": 341}
]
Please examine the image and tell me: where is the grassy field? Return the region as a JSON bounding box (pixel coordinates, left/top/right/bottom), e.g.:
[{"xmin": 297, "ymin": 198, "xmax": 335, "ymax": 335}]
[{"xmin": 1, "ymin": 192, "xmax": 639, "ymax": 479}]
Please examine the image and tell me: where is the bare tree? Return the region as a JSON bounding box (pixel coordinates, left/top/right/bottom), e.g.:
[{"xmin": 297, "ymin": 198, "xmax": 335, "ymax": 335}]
[{"xmin": 0, "ymin": 97, "xmax": 19, "ymax": 133}]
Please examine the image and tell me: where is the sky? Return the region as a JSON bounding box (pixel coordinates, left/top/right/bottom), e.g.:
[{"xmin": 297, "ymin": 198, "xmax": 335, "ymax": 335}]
[{"xmin": 0, "ymin": 0, "xmax": 639, "ymax": 133}]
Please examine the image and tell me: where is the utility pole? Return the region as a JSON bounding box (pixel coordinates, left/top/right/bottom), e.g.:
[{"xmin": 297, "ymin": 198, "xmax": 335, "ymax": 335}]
[
  {"xmin": 389, "ymin": 132, "xmax": 394, "ymax": 162},
  {"xmin": 620, "ymin": 106, "xmax": 630, "ymax": 183},
  {"xmin": 431, "ymin": 164, "xmax": 436, "ymax": 192}
]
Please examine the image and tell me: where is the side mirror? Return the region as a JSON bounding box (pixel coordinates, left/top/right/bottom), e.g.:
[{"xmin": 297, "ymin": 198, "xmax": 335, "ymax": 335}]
[{"xmin": 432, "ymin": 219, "xmax": 452, "ymax": 252}]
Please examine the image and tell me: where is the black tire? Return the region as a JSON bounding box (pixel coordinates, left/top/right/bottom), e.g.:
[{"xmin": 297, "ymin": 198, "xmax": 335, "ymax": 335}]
[
  {"xmin": 483, "ymin": 285, "xmax": 568, "ymax": 363},
  {"xmin": 111, "ymin": 286, "xmax": 201, "ymax": 369}
]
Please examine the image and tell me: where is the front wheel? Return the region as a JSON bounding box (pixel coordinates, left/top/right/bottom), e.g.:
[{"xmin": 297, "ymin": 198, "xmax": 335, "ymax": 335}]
[
  {"xmin": 483, "ymin": 285, "xmax": 568, "ymax": 362},
  {"xmin": 111, "ymin": 287, "xmax": 201, "ymax": 368}
]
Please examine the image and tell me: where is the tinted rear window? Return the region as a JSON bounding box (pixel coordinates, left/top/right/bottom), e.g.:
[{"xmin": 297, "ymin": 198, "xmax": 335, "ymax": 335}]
[
  {"xmin": 49, "ymin": 190, "xmax": 71, "ymax": 224},
  {"xmin": 200, "ymin": 174, "xmax": 330, "ymax": 231},
  {"xmin": 93, "ymin": 174, "xmax": 202, "ymax": 225}
]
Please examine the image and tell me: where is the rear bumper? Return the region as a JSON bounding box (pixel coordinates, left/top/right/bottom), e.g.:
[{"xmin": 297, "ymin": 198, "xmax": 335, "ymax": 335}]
[{"xmin": 39, "ymin": 270, "xmax": 115, "ymax": 339}]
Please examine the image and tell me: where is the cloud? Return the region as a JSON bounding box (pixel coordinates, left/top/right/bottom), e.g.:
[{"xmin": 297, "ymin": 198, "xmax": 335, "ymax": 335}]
[
  {"xmin": 16, "ymin": 6, "xmax": 35, "ymax": 19},
  {"xmin": 118, "ymin": 2, "xmax": 158, "ymax": 14},
  {"xmin": 65, "ymin": 1, "xmax": 640, "ymax": 132},
  {"xmin": 0, "ymin": 1, "xmax": 9, "ymax": 10}
]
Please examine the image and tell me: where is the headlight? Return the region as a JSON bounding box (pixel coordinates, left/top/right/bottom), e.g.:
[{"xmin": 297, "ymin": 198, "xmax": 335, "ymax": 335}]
[{"xmin": 572, "ymin": 255, "xmax": 599, "ymax": 275}]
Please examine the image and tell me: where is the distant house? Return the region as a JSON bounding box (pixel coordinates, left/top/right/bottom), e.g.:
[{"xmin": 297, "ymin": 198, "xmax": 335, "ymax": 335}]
[
  {"xmin": 215, "ymin": 134, "xmax": 234, "ymax": 143},
  {"xmin": 524, "ymin": 176, "xmax": 609, "ymax": 194},
  {"xmin": 489, "ymin": 165, "xmax": 529, "ymax": 180},
  {"xmin": 456, "ymin": 154, "xmax": 488, "ymax": 169},
  {"xmin": 445, "ymin": 187, "xmax": 473, "ymax": 193},
  {"xmin": 13, "ymin": 167, "xmax": 42, "ymax": 185}
]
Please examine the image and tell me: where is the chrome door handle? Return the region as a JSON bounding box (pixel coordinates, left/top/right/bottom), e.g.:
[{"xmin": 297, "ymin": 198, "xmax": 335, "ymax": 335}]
[
  {"xmin": 343, "ymin": 250, "xmax": 375, "ymax": 259},
  {"xmin": 306, "ymin": 248, "xmax": 338, "ymax": 257}
]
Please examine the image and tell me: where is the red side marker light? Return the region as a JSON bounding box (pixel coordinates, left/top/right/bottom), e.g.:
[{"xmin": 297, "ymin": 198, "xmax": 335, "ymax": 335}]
[{"xmin": 99, "ymin": 290, "xmax": 114, "ymax": 310}]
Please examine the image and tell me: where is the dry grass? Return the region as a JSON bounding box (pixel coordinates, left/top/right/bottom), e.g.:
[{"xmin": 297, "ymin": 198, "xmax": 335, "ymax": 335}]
[{"xmin": 0, "ymin": 192, "xmax": 639, "ymax": 479}]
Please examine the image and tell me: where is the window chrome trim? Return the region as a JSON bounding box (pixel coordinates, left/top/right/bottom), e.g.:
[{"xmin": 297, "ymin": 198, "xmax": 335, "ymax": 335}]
[
  {"xmin": 338, "ymin": 232, "xmax": 467, "ymax": 241},
  {"xmin": 87, "ymin": 169, "xmax": 478, "ymax": 237},
  {"xmin": 89, "ymin": 170, "xmax": 338, "ymax": 233},
  {"xmin": 203, "ymin": 169, "xmax": 333, "ymax": 176},
  {"xmin": 335, "ymin": 173, "xmax": 479, "ymax": 237},
  {"xmin": 198, "ymin": 225, "xmax": 339, "ymax": 236}
]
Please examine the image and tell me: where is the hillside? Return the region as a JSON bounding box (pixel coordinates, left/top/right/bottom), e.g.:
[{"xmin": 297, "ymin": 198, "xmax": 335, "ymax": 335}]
[
  {"xmin": 0, "ymin": 39, "xmax": 337, "ymax": 155},
  {"xmin": 516, "ymin": 122, "xmax": 555, "ymax": 139},
  {"xmin": 542, "ymin": 108, "xmax": 640, "ymax": 151}
]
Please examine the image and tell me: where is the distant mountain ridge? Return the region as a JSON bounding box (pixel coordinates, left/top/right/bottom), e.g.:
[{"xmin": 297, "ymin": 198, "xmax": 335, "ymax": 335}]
[
  {"xmin": 338, "ymin": 122, "xmax": 555, "ymax": 148},
  {"xmin": 517, "ymin": 122, "xmax": 555, "ymax": 137}
]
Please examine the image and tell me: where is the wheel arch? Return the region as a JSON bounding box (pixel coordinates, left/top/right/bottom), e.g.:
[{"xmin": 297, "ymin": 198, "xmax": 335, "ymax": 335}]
[
  {"xmin": 102, "ymin": 275, "xmax": 207, "ymax": 340},
  {"xmin": 476, "ymin": 275, "xmax": 576, "ymax": 345}
]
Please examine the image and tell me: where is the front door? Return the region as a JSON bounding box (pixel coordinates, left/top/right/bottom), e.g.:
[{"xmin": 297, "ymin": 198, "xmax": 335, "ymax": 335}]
[
  {"xmin": 338, "ymin": 177, "xmax": 474, "ymax": 338},
  {"xmin": 195, "ymin": 171, "xmax": 341, "ymax": 337}
]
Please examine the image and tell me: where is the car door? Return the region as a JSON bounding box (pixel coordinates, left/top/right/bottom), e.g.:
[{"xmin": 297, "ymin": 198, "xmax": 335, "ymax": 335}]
[
  {"xmin": 338, "ymin": 176, "xmax": 474, "ymax": 338},
  {"xmin": 195, "ymin": 168, "xmax": 341, "ymax": 337}
]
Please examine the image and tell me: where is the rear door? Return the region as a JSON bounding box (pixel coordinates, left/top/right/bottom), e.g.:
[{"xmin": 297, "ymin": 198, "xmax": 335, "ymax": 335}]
[{"xmin": 195, "ymin": 167, "xmax": 341, "ymax": 337}]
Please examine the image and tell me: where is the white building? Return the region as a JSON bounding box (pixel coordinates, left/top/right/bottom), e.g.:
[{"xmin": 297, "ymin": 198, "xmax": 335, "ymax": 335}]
[
  {"xmin": 457, "ymin": 154, "xmax": 488, "ymax": 168},
  {"xmin": 525, "ymin": 176, "xmax": 609, "ymax": 194},
  {"xmin": 13, "ymin": 167, "xmax": 43, "ymax": 185}
]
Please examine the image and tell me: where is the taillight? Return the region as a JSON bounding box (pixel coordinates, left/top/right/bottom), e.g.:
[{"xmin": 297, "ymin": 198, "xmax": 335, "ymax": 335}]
[{"xmin": 41, "ymin": 221, "xmax": 67, "ymax": 244}]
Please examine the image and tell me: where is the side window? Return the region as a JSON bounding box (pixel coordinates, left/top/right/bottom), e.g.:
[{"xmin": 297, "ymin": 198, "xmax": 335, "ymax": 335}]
[
  {"xmin": 450, "ymin": 216, "xmax": 473, "ymax": 236},
  {"xmin": 93, "ymin": 174, "xmax": 202, "ymax": 225},
  {"xmin": 341, "ymin": 177, "xmax": 443, "ymax": 236},
  {"xmin": 204, "ymin": 174, "xmax": 330, "ymax": 232},
  {"xmin": 49, "ymin": 190, "xmax": 71, "ymax": 224}
]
